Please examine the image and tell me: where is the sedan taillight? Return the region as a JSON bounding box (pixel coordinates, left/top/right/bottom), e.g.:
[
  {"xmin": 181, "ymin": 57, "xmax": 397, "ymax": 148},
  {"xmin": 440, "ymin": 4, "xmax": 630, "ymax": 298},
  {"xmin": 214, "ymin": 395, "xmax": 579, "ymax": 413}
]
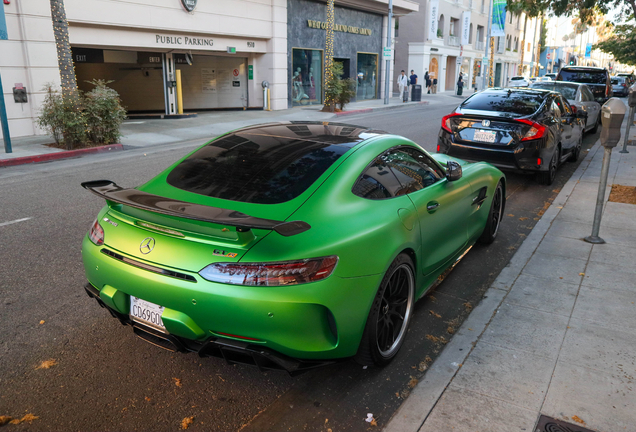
[
  {"xmin": 199, "ymin": 256, "xmax": 338, "ymax": 286},
  {"xmin": 88, "ymin": 219, "xmax": 104, "ymax": 245},
  {"xmin": 516, "ymin": 119, "xmax": 547, "ymax": 141},
  {"xmin": 441, "ymin": 113, "xmax": 461, "ymax": 133}
]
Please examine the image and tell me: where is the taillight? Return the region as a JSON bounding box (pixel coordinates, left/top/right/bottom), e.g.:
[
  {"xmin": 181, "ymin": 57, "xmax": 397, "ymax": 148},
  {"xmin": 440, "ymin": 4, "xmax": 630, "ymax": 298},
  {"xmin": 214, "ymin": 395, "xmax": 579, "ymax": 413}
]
[
  {"xmin": 88, "ymin": 219, "xmax": 104, "ymax": 245},
  {"xmin": 199, "ymin": 256, "xmax": 338, "ymax": 286},
  {"xmin": 436, "ymin": 144, "xmax": 441, "ymax": 153},
  {"xmin": 441, "ymin": 113, "xmax": 461, "ymax": 133},
  {"xmin": 516, "ymin": 119, "xmax": 547, "ymax": 141}
]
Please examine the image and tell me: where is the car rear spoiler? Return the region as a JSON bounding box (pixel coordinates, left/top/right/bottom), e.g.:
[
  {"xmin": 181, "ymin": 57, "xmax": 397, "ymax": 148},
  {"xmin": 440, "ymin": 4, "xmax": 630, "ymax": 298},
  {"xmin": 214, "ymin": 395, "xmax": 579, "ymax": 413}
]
[{"xmin": 81, "ymin": 180, "xmax": 311, "ymax": 237}]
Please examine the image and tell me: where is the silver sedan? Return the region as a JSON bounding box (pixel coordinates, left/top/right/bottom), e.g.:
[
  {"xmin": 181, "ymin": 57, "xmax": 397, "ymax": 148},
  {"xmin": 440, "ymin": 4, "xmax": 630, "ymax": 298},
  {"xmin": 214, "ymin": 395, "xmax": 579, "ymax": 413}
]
[{"xmin": 530, "ymin": 81, "xmax": 601, "ymax": 134}]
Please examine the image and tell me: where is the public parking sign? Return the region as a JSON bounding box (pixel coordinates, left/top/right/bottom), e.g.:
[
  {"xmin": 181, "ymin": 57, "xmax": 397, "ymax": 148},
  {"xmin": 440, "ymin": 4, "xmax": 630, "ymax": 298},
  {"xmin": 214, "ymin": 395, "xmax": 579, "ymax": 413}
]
[{"xmin": 383, "ymin": 47, "xmax": 393, "ymax": 59}]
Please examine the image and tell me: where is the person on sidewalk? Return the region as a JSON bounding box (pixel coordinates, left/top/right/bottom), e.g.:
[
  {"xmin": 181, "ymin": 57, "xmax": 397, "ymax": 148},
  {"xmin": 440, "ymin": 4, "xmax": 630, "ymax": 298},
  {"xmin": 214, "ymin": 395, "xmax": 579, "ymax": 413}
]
[
  {"xmin": 409, "ymin": 70, "xmax": 418, "ymax": 86},
  {"xmin": 457, "ymin": 72, "xmax": 464, "ymax": 96},
  {"xmin": 424, "ymin": 71, "xmax": 431, "ymax": 94},
  {"xmin": 397, "ymin": 70, "xmax": 409, "ymax": 102}
]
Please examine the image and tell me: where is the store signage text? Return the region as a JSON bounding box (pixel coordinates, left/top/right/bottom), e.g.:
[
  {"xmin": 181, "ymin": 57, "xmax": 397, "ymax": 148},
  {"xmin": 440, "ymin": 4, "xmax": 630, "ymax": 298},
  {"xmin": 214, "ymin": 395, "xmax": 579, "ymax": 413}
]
[
  {"xmin": 307, "ymin": 20, "xmax": 372, "ymax": 36},
  {"xmin": 155, "ymin": 35, "xmax": 213, "ymax": 46}
]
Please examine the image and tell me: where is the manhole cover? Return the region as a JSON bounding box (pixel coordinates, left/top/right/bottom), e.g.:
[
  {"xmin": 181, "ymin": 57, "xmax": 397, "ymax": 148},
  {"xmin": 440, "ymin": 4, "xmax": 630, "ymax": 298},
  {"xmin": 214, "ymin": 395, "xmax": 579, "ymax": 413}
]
[{"xmin": 535, "ymin": 415, "xmax": 597, "ymax": 432}]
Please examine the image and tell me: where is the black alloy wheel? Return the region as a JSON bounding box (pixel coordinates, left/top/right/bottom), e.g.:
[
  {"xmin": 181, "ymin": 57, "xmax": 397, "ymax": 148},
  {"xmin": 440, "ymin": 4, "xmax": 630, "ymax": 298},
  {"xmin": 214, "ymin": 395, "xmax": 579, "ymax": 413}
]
[
  {"xmin": 355, "ymin": 253, "xmax": 415, "ymax": 366},
  {"xmin": 538, "ymin": 148, "xmax": 558, "ymax": 185},
  {"xmin": 569, "ymin": 135, "xmax": 582, "ymax": 162},
  {"xmin": 478, "ymin": 181, "xmax": 504, "ymax": 244}
]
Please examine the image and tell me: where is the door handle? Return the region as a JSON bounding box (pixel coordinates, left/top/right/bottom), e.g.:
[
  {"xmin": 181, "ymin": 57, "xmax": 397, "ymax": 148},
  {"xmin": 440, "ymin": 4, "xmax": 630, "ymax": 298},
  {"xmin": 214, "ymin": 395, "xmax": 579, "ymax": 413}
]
[{"xmin": 427, "ymin": 201, "xmax": 440, "ymax": 212}]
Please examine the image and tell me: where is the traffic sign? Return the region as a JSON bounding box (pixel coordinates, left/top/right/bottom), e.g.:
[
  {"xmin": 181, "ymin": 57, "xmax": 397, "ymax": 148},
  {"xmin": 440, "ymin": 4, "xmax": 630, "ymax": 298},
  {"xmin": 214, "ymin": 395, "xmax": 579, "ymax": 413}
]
[
  {"xmin": 383, "ymin": 47, "xmax": 393, "ymax": 59},
  {"xmin": 546, "ymin": 53, "xmax": 551, "ymax": 60}
]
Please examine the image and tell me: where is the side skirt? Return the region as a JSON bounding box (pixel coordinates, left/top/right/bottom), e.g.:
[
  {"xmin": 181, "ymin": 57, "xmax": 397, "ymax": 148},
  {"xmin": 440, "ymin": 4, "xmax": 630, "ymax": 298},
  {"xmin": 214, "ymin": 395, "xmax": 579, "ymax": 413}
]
[{"xmin": 417, "ymin": 244, "xmax": 474, "ymax": 300}]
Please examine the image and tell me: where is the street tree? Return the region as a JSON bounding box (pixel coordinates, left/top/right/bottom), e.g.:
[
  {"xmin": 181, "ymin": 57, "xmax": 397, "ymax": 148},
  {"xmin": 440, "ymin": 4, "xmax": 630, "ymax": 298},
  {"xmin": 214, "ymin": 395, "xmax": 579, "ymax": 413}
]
[
  {"xmin": 594, "ymin": 24, "xmax": 636, "ymax": 66},
  {"xmin": 50, "ymin": 0, "xmax": 78, "ymax": 100},
  {"xmin": 507, "ymin": 1, "xmax": 548, "ymax": 74}
]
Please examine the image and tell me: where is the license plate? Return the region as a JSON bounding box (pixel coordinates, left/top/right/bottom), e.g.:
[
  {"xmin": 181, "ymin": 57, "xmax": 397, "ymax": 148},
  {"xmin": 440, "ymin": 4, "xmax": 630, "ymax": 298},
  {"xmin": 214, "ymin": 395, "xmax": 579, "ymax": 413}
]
[
  {"xmin": 474, "ymin": 130, "xmax": 496, "ymax": 143},
  {"xmin": 130, "ymin": 296, "xmax": 166, "ymax": 332}
]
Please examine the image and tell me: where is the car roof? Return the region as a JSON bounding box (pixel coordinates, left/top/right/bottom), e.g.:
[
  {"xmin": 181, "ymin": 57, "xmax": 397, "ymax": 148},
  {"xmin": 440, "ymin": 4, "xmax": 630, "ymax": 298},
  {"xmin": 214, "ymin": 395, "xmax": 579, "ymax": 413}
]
[
  {"xmin": 560, "ymin": 66, "xmax": 607, "ymax": 72},
  {"xmin": 225, "ymin": 122, "xmax": 387, "ymax": 149}
]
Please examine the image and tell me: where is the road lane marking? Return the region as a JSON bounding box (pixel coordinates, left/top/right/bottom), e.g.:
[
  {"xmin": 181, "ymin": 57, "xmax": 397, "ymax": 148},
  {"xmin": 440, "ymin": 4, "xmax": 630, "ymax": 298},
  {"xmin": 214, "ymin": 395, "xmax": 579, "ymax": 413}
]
[{"xmin": 0, "ymin": 217, "xmax": 32, "ymax": 227}]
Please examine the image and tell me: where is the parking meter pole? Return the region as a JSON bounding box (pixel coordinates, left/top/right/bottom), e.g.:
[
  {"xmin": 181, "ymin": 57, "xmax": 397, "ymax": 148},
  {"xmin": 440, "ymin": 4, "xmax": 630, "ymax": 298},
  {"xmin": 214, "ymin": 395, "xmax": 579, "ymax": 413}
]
[
  {"xmin": 619, "ymin": 105, "xmax": 634, "ymax": 154},
  {"xmin": 584, "ymin": 98, "xmax": 626, "ymax": 244},
  {"xmin": 584, "ymin": 146, "xmax": 611, "ymax": 244}
]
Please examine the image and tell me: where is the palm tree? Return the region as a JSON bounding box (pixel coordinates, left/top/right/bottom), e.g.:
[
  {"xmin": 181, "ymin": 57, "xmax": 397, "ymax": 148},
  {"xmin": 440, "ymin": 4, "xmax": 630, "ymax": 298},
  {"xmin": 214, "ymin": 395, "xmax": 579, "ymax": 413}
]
[{"xmin": 50, "ymin": 0, "xmax": 78, "ymax": 100}]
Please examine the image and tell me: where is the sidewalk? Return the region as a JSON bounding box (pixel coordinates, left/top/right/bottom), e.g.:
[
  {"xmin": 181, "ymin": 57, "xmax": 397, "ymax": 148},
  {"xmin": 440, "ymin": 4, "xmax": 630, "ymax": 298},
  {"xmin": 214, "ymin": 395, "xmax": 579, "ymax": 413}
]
[
  {"xmin": 385, "ymin": 117, "xmax": 636, "ymax": 431},
  {"xmin": 0, "ymin": 95, "xmax": 439, "ymax": 167}
]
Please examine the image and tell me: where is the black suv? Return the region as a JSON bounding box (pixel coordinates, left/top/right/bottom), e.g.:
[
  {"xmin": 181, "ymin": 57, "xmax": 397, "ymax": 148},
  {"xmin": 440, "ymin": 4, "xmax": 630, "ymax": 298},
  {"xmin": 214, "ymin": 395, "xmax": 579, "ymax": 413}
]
[{"xmin": 557, "ymin": 66, "xmax": 612, "ymax": 104}]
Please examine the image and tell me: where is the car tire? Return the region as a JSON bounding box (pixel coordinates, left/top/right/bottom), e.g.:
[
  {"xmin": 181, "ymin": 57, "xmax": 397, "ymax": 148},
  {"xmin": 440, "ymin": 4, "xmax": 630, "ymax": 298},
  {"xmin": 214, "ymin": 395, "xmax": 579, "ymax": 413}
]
[
  {"xmin": 478, "ymin": 181, "xmax": 505, "ymax": 244},
  {"xmin": 568, "ymin": 136, "xmax": 582, "ymax": 162},
  {"xmin": 537, "ymin": 148, "xmax": 558, "ymax": 186},
  {"xmin": 590, "ymin": 115, "xmax": 600, "ymax": 134},
  {"xmin": 354, "ymin": 253, "xmax": 415, "ymax": 367}
]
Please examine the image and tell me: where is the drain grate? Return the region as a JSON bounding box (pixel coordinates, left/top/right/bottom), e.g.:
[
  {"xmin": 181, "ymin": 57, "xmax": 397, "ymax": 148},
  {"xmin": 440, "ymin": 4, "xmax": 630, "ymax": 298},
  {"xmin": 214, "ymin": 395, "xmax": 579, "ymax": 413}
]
[{"xmin": 535, "ymin": 415, "xmax": 597, "ymax": 432}]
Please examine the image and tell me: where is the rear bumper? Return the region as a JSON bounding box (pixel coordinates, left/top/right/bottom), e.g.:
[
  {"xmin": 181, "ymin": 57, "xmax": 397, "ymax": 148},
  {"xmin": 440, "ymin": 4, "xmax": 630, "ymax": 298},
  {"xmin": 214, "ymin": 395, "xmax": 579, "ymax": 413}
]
[
  {"xmin": 84, "ymin": 283, "xmax": 334, "ymax": 375},
  {"xmin": 437, "ymin": 129, "xmax": 548, "ymax": 172},
  {"xmin": 82, "ymin": 235, "xmax": 382, "ymax": 363}
]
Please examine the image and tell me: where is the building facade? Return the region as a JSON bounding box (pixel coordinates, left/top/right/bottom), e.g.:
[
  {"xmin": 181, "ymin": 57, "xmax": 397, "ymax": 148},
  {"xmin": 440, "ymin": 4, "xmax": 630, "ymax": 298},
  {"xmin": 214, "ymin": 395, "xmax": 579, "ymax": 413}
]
[
  {"xmin": 1, "ymin": 0, "xmax": 416, "ymax": 139},
  {"xmin": 396, "ymin": 0, "xmax": 531, "ymax": 94}
]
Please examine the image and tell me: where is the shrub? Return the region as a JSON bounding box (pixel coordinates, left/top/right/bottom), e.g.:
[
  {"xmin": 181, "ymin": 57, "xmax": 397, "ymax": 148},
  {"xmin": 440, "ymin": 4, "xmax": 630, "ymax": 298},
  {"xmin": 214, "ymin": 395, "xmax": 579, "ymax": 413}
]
[
  {"xmin": 323, "ymin": 62, "xmax": 345, "ymax": 112},
  {"xmin": 37, "ymin": 81, "xmax": 126, "ymax": 150},
  {"xmin": 84, "ymin": 79, "xmax": 127, "ymax": 144},
  {"xmin": 337, "ymin": 77, "xmax": 356, "ymax": 110},
  {"xmin": 37, "ymin": 84, "xmax": 86, "ymax": 150}
]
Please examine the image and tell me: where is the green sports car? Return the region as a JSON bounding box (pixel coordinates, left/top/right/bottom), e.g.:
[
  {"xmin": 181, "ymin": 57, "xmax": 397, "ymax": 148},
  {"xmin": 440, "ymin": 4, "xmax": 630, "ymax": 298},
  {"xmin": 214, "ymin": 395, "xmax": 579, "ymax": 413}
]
[{"xmin": 81, "ymin": 122, "xmax": 505, "ymax": 374}]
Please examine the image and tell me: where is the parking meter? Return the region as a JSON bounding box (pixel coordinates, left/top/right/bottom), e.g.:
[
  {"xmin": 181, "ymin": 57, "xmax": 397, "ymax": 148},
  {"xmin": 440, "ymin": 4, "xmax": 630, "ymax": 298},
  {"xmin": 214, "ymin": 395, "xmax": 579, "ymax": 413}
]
[
  {"xmin": 620, "ymin": 84, "xmax": 636, "ymax": 154},
  {"xmin": 599, "ymin": 98, "xmax": 626, "ymax": 148},
  {"xmin": 585, "ymin": 98, "xmax": 627, "ymax": 244},
  {"xmin": 628, "ymin": 84, "xmax": 636, "ymax": 108}
]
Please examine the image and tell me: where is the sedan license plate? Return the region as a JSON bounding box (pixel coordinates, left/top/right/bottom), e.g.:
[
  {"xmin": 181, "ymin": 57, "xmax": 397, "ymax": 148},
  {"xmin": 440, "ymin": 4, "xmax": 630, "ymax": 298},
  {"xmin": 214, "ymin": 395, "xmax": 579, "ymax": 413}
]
[
  {"xmin": 130, "ymin": 296, "xmax": 166, "ymax": 332},
  {"xmin": 474, "ymin": 130, "xmax": 496, "ymax": 143}
]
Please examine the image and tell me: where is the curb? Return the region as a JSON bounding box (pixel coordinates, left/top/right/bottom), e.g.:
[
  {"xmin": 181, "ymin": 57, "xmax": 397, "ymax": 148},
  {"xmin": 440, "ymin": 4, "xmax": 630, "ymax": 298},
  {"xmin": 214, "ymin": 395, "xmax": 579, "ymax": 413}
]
[
  {"xmin": 383, "ymin": 139, "xmax": 603, "ymax": 432},
  {"xmin": 335, "ymin": 100, "xmax": 430, "ymax": 117},
  {"xmin": 0, "ymin": 144, "xmax": 124, "ymax": 168}
]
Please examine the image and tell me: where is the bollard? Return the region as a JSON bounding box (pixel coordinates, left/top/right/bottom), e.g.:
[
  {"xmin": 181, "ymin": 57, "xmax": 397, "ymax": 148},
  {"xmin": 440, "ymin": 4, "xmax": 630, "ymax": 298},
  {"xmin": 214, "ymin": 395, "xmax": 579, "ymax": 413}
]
[
  {"xmin": 619, "ymin": 83, "xmax": 636, "ymax": 154},
  {"xmin": 585, "ymin": 98, "xmax": 626, "ymax": 244}
]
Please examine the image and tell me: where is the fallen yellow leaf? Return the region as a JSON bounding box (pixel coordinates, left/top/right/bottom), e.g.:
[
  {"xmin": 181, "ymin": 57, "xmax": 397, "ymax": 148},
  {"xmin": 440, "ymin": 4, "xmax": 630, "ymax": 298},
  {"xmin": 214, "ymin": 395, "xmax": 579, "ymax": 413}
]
[
  {"xmin": 181, "ymin": 416, "xmax": 194, "ymax": 430},
  {"xmin": 36, "ymin": 359, "xmax": 57, "ymax": 369},
  {"xmin": 571, "ymin": 415, "xmax": 586, "ymax": 425},
  {"xmin": 173, "ymin": 378, "xmax": 182, "ymax": 387},
  {"xmin": 39, "ymin": 320, "xmax": 45, "ymax": 325}
]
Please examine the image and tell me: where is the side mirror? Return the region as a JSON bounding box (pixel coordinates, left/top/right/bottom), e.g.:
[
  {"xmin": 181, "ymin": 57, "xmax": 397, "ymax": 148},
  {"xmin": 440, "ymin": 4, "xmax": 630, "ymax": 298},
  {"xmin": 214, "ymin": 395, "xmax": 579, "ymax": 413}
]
[{"xmin": 446, "ymin": 160, "xmax": 463, "ymax": 181}]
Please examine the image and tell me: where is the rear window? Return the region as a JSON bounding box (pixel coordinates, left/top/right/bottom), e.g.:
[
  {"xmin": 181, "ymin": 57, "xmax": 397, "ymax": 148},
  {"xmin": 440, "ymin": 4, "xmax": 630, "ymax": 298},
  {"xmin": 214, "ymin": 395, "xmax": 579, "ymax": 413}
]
[
  {"xmin": 510, "ymin": 77, "xmax": 524, "ymax": 81},
  {"xmin": 166, "ymin": 133, "xmax": 351, "ymax": 204},
  {"xmin": 559, "ymin": 70, "xmax": 607, "ymax": 85},
  {"xmin": 460, "ymin": 91, "xmax": 545, "ymax": 116},
  {"xmin": 611, "ymin": 78, "xmax": 623, "ymax": 84},
  {"xmin": 531, "ymin": 83, "xmax": 577, "ymax": 100}
]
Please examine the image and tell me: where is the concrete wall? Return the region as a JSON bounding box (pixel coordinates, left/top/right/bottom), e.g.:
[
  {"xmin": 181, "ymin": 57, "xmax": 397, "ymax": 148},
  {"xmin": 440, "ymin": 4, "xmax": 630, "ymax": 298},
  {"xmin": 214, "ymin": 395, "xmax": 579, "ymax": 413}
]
[{"xmin": 1, "ymin": 1, "xmax": 60, "ymax": 139}]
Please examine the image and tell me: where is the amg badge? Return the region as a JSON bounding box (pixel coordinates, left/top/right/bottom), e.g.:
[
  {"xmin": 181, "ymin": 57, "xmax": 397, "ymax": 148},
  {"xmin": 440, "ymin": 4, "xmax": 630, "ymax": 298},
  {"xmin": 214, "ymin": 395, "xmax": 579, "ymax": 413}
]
[{"xmin": 213, "ymin": 249, "xmax": 238, "ymax": 258}]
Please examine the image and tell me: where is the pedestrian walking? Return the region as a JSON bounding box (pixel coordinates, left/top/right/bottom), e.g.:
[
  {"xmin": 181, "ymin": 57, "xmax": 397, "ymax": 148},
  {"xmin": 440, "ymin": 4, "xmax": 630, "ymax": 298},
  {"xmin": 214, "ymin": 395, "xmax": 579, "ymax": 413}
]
[
  {"xmin": 424, "ymin": 71, "xmax": 431, "ymax": 94},
  {"xmin": 457, "ymin": 72, "xmax": 464, "ymax": 96},
  {"xmin": 409, "ymin": 70, "xmax": 418, "ymax": 86},
  {"xmin": 397, "ymin": 70, "xmax": 408, "ymax": 102}
]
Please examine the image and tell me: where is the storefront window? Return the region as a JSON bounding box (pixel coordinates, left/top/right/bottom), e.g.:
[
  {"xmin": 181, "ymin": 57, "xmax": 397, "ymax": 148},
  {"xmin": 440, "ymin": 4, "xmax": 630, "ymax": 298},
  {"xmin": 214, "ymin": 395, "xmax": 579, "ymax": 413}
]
[
  {"xmin": 356, "ymin": 53, "xmax": 378, "ymax": 100},
  {"xmin": 292, "ymin": 49, "xmax": 323, "ymax": 106}
]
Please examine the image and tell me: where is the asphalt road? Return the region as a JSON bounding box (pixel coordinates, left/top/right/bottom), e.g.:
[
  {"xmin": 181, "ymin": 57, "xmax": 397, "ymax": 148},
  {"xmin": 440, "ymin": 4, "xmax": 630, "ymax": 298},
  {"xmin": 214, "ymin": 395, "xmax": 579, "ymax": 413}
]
[{"xmin": 0, "ymin": 98, "xmax": 600, "ymax": 432}]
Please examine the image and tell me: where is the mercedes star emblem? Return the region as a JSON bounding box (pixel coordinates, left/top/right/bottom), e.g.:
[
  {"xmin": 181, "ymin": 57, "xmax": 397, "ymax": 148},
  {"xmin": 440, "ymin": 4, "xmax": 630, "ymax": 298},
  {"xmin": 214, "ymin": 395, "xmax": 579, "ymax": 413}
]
[
  {"xmin": 140, "ymin": 237, "xmax": 156, "ymax": 254},
  {"xmin": 482, "ymin": 120, "xmax": 491, "ymax": 127}
]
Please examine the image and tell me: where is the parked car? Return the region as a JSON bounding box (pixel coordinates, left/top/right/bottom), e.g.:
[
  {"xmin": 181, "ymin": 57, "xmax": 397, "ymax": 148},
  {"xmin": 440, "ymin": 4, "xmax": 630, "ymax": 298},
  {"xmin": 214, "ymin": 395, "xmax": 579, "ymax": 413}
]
[
  {"xmin": 509, "ymin": 76, "xmax": 530, "ymax": 87},
  {"xmin": 556, "ymin": 66, "xmax": 613, "ymax": 104},
  {"xmin": 544, "ymin": 73, "xmax": 558, "ymax": 80},
  {"xmin": 530, "ymin": 81, "xmax": 601, "ymax": 133},
  {"xmin": 537, "ymin": 76, "xmax": 553, "ymax": 82},
  {"xmin": 528, "ymin": 77, "xmax": 538, "ymax": 84},
  {"xmin": 81, "ymin": 122, "xmax": 506, "ymax": 372},
  {"xmin": 437, "ymin": 88, "xmax": 586, "ymax": 185},
  {"xmin": 612, "ymin": 76, "xmax": 631, "ymax": 97},
  {"xmin": 615, "ymin": 72, "xmax": 635, "ymax": 86}
]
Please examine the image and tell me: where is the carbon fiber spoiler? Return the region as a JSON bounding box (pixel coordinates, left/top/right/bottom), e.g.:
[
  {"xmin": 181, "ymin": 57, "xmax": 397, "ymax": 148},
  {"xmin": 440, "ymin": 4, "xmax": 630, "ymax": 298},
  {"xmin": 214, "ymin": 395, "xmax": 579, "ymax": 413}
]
[{"xmin": 81, "ymin": 180, "xmax": 311, "ymax": 237}]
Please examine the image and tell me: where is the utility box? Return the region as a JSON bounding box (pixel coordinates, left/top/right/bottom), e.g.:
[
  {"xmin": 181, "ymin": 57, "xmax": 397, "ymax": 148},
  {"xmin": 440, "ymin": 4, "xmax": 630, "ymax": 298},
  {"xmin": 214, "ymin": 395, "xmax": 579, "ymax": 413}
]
[
  {"xmin": 600, "ymin": 98, "xmax": 626, "ymax": 148},
  {"xmin": 13, "ymin": 87, "xmax": 27, "ymax": 103}
]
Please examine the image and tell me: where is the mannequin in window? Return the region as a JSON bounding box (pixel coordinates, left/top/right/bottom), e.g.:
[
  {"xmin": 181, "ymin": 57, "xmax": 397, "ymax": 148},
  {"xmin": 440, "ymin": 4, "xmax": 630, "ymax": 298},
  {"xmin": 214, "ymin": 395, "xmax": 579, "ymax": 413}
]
[{"xmin": 308, "ymin": 67, "xmax": 316, "ymax": 100}]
